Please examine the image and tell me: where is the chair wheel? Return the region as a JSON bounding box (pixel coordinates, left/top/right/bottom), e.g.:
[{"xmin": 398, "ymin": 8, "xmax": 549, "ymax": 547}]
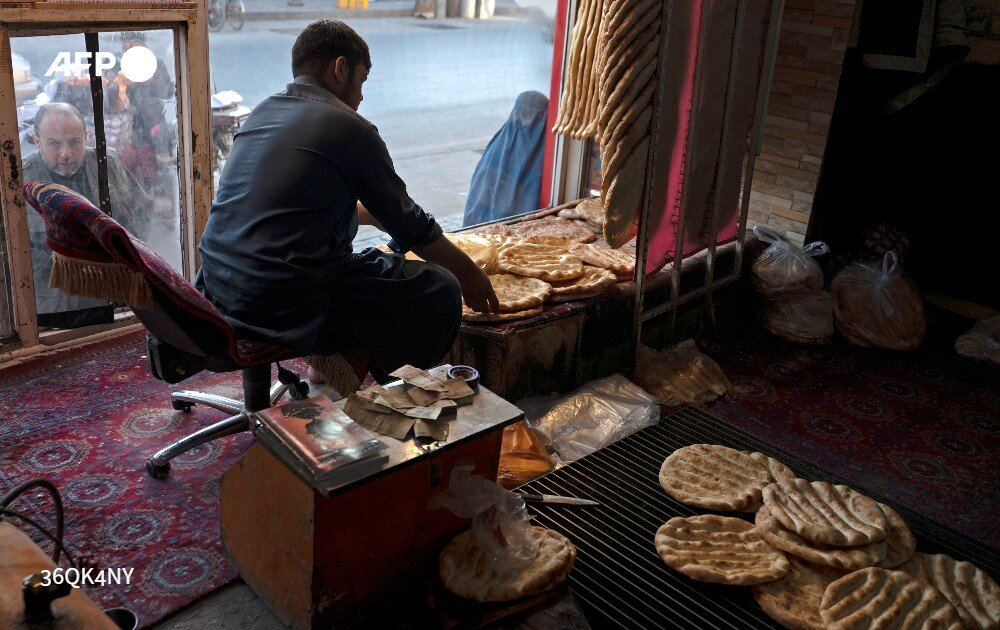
[
  {"xmin": 289, "ymin": 381, "xmax": 309, "ymax": 400},
  {"xmin": 172, "ymin": 400, "xmax": 195, "ymax": 412},
  {"xmin": 146, "ymin": 459, "xmax": 170, "ymax": 479}
]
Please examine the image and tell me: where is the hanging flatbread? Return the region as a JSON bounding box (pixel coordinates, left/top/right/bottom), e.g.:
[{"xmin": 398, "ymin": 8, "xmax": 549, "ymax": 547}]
[
  {"xmin": 762, "ymin": 479, "xmax": 887, "ymax": 547},
  {"xmin": 568, "ymin": 243, "xmax": 635, "ymax": 275},
  {"xmin": 819, "ymin": 568, "xmax": 963, "ymax": 629},
  {"xmin": 753, "ymin": 556, "xmax": 851, "ymax": 630},
  {"xmin": 439, "ymin": 526, "xmax": 576, "ymax": 602},
  {"xmin": 498, "ymin": 242, "xmax": 585, "ymax": 282},
  {"xmin": 603, "ymin": 137, "xmax": 649, "ymax": 248},
  {"xmin": 510, "ymin": 217, "xmax": 597, "ymax": 244},
  {"xmin": 654, "ymin": 514, "xmax": 789, "ymax": 585},
  {"xmin": 899, "ymin": 553, "xmax": 1000, "ymax": 629}
]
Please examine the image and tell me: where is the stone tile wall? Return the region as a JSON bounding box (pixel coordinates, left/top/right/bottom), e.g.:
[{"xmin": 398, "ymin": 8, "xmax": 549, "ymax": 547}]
[{"xmin": 748, "ymin": 0, "xmax": 859, "ymax": 245}]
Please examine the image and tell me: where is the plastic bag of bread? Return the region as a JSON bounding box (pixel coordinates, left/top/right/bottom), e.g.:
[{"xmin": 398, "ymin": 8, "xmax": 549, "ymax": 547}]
[
  {"xmin": 635, "ymin": 341, "xmax": 731, "ymax": 406},
  {"xmin": 498, "ymin": 421, "xmax": 557, "ymax": 489},
  {"xmin": 830, "ymin": 252, "xmax": 926, "ymax": 350},
  {"xmin": 762, "ymin": 290, "xmax": 835, "ymax": 344},
  {"xmin": 432, "ymin": 464, "xmax": 539, "ymax": 573},
  {"xmin": 955, "ymin": 314, "xmax": 1000, "ymax": 364},
  {"xmin": 751, "ymin": 226, "xmax": 829, "ymax": 297}
]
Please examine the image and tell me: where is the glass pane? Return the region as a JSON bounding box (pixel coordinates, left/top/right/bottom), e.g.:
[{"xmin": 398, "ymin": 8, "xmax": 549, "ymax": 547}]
[
  {"xmin": 13, "ymin": 29, "xmax": 183, "ymax": 334},
  {"xmin": 208, "ymin": 15, "xmax": 555, "ymax": 248}
]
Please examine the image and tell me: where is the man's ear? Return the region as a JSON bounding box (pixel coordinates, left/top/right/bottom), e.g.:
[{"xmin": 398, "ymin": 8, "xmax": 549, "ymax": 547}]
[{"xmin": 332, "ymin": 56, "xmax": 351, "ymax": 85}]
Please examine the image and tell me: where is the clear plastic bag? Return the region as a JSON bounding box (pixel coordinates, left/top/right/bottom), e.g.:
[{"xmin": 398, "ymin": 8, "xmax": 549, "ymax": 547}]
[
  {"xmin": 955, "ymin": 314, "xmax": 1000, "ymax": 364},
  {"xmin": 830, "ymin": 251, "xmax": 926, "ymax": 350},
  {"xmin": 431, "ymin": 464, "xmax": 539, "ymax": 573},
  {"xmin": 517, "ymin": 374, "xmax": 659, "ymax": 463},
  {"xmin": 751, "ymin": 226, "xmax": 829, "ymax": 297},
  {"xmin": 762, "ymin": 290, "xmax": 835, "ymax": 344},
  {"xmin": 635, "ymin": 340, "xmax": 731, "ymax": 406}
]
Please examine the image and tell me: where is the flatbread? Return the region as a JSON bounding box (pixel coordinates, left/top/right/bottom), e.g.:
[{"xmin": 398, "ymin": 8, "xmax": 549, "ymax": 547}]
[
  {"xmin": 654, "ymin": 514, "xmax": 789, "ymax": 585},
  {"xmin": 471, "ymin": 222, "xmax": 513, "ymax": 237},
  {"xmin": 762, "ymin": 479, "xmax": 887, "ymax": 547},
  {"xmin": 603, "ymin": 137, "xmax": 649, "ymax": 248},
  {"xmin": 658, "ymin": 444, "xmax": 775, "ymax": 512},
  {"xmin": 558, "ymin": 208, "xmax": 583, "ymax": 220},
  {"xmin": 439, "ymin": 526, "xmax": 576, "ymax": 602},
  {"xmin": 753, "ymin": 555, "xmax": 851, "ymax": 630},
  {"xmin": 488, "ymin": 273, "xmax": 552, "ymax": 310},
  {"xmin": 820, "ymin": 568, "xmax": 963, "ymax": 629},
  {"xmin": 747, "ymin": 452, "xmax": 797, "ymax": 489},
  {"xmin": 875, "ymin": 503, "xmax": 916, "ymax": 569},
  {"xmin": 497, "ymin": 242, "xmax": 585, "ymax": 282},
  {"xmin": 575, "ymin": 197, "xmax": 605, "ymax": 226},
  {"xmin": 899, "ymin": 553, "xmax": 1000, "ymax": 629},
  {"xmin": 523, "ymin": 235, "xmax": 575, "ymax": 248},
  {"xmin": 462, "ymin": 304, "xmax": 544, "ymax": 322},
  {"xmin": 755, "ymin": 506, "xmax": 887, "ymax": 571},
  {"xmin": 510, "ymin": 217, "xmax": 597, "ymax": 244},
  {"xmin": 569, "ymin": 242, "xmax": 635, "ymax": 275},
  {"xmin": 444, "ymin": 233, "xmax": 497, "ymax": 269},
  {"xmin": 547, "ymin": 265, "xmax": 617, "ymax": 297}
]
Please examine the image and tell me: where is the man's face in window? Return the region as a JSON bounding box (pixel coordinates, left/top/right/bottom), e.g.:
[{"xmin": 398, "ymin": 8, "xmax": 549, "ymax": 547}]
[{"xmin": 35, "ymin": 113, "xmax": 87, "ymax": 177}]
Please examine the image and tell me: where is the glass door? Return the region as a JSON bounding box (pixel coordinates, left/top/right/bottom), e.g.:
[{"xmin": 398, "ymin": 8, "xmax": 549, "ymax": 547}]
[{"xmin": 11, "ymin": 27, "xmax": 184, "ymax": 342}]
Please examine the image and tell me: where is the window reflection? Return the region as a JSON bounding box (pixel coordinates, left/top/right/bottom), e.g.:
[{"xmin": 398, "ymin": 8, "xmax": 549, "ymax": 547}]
[
  {"xmin": 208, "ymin": 16, "xmax": 554, "ymax": 245},
  {"xmin": 13, "ymin": 29, "xmax": 182, "ymax": 334}
]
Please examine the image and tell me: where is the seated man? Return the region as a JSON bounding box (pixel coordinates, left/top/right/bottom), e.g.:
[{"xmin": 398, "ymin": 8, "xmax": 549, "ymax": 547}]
[
  {"xmin": 197, "ymin": 20, "xmax": 498, "ymax": 389},
  {"xmin": 23, "ymin": 102, "xmax": 152, "ymax": 328}
]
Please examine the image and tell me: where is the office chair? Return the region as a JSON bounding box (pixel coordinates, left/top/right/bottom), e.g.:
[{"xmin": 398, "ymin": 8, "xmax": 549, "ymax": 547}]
[{"xmin": 23, "ymin": 181, "xmax": 310, "ymax": 479}]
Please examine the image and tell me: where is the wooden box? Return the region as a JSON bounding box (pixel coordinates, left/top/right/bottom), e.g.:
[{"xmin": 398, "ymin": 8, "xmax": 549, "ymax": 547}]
[{"xmin": 219, "ymin": 383, "xmax": 523, "ymax": 629}]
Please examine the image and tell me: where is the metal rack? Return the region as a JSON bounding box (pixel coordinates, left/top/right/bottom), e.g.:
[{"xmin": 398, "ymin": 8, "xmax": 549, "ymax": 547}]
[{"xmin": 630, "ymin": 0, "xmax": 786, "ymax": 361}]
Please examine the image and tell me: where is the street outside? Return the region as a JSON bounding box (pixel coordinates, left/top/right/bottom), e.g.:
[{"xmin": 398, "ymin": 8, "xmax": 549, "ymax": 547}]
[
  {"xmin": 208, "ymin": 16, "xmax": 554, "ymax": 245},
  {"xmin": 14, "ymin": 15, "xmax": 554, "ymax": 251}
]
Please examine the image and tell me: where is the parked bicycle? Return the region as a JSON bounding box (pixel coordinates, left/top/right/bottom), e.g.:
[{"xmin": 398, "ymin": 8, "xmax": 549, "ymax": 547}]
[{"xmin": 208, "ymin": 0, "xmax": 245, "ymax": 32}]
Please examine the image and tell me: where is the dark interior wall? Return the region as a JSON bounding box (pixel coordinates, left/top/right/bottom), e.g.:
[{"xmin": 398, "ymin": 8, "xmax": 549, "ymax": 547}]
[{"xmin": 809, "ymin": 54, "xmax": 1000, "ymax": 309}]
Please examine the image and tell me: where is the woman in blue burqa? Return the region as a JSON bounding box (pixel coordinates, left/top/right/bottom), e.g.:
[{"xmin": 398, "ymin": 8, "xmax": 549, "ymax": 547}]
[{"xmin": 463, "ymin": 91, "xmax": 549, "ymax": 227}]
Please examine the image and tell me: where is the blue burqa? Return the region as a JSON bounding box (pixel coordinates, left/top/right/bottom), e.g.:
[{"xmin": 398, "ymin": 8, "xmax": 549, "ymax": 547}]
[{"xmin": 463, "ymin": 91, "xmax": 549, "ymax": 227}]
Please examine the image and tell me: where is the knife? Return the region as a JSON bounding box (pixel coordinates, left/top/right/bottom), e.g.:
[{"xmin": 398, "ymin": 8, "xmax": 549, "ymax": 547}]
[{"xmin": 517, "ymin": 493, "xmax": 600, "ymax": 506}]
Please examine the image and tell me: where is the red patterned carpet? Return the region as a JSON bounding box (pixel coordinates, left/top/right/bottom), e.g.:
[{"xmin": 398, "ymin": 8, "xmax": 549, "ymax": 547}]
[
  {"xmin": 701, "ymin": 319, "xmax": 1000, "ymax": 549},
  {"xmin": 0, "ymin": 330, "xmax": 303, "ymax": 628}
]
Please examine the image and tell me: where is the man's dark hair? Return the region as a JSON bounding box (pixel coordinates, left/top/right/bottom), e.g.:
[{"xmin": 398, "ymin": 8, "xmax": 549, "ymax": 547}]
[
  {"xmin": 33, "ymin": 102, "xmax": 87, "ymax": 133},
  {"xmin": 291, "ymin": 20, "xmax": 371, "ymax": 77}
]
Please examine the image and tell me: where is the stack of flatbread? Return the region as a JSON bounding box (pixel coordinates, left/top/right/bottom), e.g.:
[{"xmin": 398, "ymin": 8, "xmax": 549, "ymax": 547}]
[
  {"xmin": 653, "ymin": 443, "xmax": 1000, "ymax": 629},
  {"xmin": 462, "ymin": 273, "xmax": 552, "ymax": 322},
  {"xmin": 459, "ymin": 227, "xmax": 633, "ymax": 321},
  {"xmin": 439, "ymin": 525, "xmax": 577, "ymax": 603},
  {"xmin": 598, "ymin": 0, "xmax": 663, "ymax": 247}
]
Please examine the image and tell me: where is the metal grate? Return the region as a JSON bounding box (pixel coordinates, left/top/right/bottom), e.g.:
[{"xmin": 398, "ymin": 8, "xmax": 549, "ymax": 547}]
[{"xmin": 519, "ymin": 406, "xmax": 1000, "ymax": 629}]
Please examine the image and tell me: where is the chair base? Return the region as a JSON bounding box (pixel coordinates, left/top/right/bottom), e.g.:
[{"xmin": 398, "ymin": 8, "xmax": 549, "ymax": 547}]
[{"xmin": 146, "ymin": 373, "xmax": 309, "ymax": 479}]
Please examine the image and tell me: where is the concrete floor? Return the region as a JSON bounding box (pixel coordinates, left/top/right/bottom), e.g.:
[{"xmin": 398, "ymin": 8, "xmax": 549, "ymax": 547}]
[{"xmin": 153, "ymin": 582, "xmax": 284, "ymax": 629}]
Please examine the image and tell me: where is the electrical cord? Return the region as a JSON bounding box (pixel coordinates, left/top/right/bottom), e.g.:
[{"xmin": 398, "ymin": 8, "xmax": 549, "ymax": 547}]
[
  {"xmin": 0, "ymin": 508, "xmax": 78, "ymax": 569},
  {"xmin": 1, "ymin": 479, "xmax": 67, "ymax": 565}
]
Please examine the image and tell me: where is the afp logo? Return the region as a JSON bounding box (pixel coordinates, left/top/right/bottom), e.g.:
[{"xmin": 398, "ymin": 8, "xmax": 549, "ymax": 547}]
[{"xmin": 44, "ymin": 46, "xmax": 157, "ymax": 82}]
